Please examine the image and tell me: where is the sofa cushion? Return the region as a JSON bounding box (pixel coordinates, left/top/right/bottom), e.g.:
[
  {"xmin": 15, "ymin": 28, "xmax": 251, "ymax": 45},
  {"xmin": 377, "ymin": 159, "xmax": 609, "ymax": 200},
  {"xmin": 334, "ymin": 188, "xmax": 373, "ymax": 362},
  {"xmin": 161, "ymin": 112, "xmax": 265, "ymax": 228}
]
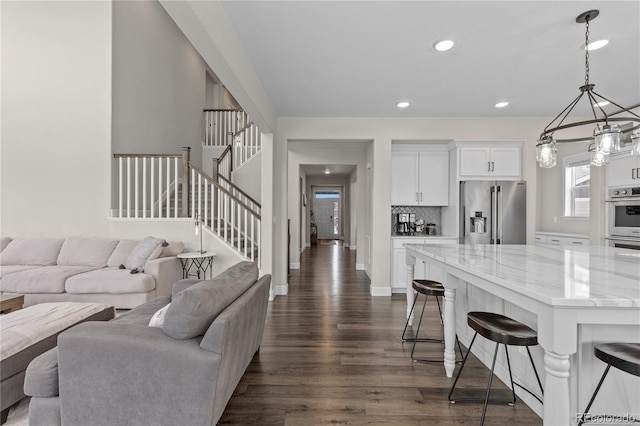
[
  {"xmin": 56, "ymin": 237, "xmax": 118, "ymax": 267},
  {"xmin": 107, "ymin": 239, "xmax": 138, "ymax": 267},
  {"xmin": 125, "ymin": 237, "xmax": 165, "ymax": 270},
  {"xmin": 0, "ymin": 265, "xmax": 42, "ymax": 281},
  {"xmin": 0, "ymin": 237, "xmax": 12, "ymax": 253},
  {"xmin": 65, "ymin": 267, "xmax": 156, "ymax": 294},
  {"xmin": 112, "ymin": 296, "xmax": 171, "ymax": 326},
  {"xmin": 1, "ymin": 266, "xmax": 97, "ymax": 293},
  {"xmin": 159, "ymin": 241, "xmax": 185, "ymax": 258},
  {"xmin": 171, "ymin": 278, "xmax": 202, "ymax": 298},
  {"xmin": 0, "ymin": 238, "xmax": 64, "ymax": 266},
  {"xmin": 24, "ymin": 347, "xmax": 59, "ymax": 397},
  {"xmin": 163, "ymin": 261, "xmax": 259, "ymax": 340}
]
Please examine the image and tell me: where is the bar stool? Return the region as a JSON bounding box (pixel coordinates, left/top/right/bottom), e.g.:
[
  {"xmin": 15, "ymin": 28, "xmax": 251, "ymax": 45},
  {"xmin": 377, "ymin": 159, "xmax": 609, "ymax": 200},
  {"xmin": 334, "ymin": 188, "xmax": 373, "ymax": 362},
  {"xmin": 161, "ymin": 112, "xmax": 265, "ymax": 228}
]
[
  {"xmin": 401, "ymin": 279, "xmax": 463, "ymax": 362},
  {"xmin": 577, "ymin": 343, "xmax": 640, "ymax": 426},
  {"xmin": 448, "ymin": 312, "xmax": 544, "ymax": 426}
]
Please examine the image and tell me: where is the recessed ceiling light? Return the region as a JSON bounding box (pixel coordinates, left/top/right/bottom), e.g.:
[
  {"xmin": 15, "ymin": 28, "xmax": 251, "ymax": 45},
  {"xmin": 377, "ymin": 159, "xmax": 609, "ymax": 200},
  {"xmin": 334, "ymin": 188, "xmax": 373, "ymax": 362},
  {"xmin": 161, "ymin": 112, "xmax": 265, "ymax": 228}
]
[
  {"xmin": 324, "ymin": 169, "xmax": 330, "ymax": 174},
  {"xmin": 586, "ymin": 39, "xmax": 609, "ymax": 51},
  {"xmin": 434, "ymin": 40, "xmax": 455, "ymax": 52},
  {"xmin": 494, "ymin": 101, "xmax": 509, "ymax": 108},
  {"xmin": 396, "ymin": 101, "xmax": 410, "ymax": 108},
  {"xmin": 593, "ymin": 100, "xmax": 610, "ymax": 107}
]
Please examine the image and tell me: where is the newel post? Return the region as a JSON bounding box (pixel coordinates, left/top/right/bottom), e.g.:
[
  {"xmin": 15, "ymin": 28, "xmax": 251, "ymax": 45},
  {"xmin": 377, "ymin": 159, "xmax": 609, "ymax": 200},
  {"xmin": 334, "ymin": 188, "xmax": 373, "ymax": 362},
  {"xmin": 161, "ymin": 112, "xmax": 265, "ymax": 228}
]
[
  {"xmin": 182, "ymin": 146, "xmax": 191, "ymax": 218},
  {"xmin": 212, "ymin": 157, "xmax": 219, "ymax": 182}
]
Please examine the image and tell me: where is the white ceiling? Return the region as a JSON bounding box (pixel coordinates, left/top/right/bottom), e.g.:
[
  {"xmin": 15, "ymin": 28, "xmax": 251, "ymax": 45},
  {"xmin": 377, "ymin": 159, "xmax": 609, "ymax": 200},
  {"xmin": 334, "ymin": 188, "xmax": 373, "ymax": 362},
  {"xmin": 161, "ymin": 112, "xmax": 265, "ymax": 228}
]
[{"xmin": 219, "ymin": 1, "xmax": 640, "ymax": 119}]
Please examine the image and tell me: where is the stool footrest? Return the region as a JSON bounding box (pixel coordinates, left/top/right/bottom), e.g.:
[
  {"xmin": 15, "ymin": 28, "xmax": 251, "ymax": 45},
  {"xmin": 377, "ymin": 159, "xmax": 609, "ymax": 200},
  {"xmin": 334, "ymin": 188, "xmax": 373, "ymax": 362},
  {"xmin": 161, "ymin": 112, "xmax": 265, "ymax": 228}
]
[{"xmin": 449, "ymin": 388, "xmax": 516, "ymax": 405}]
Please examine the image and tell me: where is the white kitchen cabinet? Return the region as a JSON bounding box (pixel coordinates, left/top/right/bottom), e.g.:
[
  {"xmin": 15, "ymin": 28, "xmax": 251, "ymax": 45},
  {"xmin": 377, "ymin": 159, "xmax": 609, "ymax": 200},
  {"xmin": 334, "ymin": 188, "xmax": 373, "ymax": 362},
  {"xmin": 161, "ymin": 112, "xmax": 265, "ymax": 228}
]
[
  {"xmin": 536, "ymin": 232, "xmax": 588, "ymax": 246},
  {"xmin": 459, "ymin": 146, "xmax": 521, "ymax": 179},
  {"xmin": 391, "ymin": 151, "xmax": 449, "ymax": 206},
  {"xmin": 606, "ymin": 151, "xmax": 640, "ymax": 188},
  {"xmin": 391, "ymin": 237, "xmax": 457, "ymax": 291}
]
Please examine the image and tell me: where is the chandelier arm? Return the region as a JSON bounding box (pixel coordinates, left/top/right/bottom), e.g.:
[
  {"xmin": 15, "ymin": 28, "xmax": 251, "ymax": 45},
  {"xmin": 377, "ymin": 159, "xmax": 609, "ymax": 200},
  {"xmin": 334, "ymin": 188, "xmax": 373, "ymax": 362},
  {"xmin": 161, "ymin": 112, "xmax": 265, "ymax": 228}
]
[
  {"xmin": 543, "ymin": 91, "xmax": 585, "ymax": 134},
  {"xmin": 585, "ymin": 91, "xmax": 607, "ymax": 122},
  {"xmin": 542, "ymin": 117, "xmax": 640, "ymax": 139},
  {"xmin": 589, "ymin": 92, "xmax": 640, "ymax": 120}
]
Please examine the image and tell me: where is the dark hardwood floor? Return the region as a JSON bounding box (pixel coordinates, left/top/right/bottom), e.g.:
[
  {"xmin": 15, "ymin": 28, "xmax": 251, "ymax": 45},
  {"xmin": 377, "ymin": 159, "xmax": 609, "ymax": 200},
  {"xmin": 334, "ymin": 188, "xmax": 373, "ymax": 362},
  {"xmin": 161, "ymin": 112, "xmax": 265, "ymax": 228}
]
[{"xmin": 219, "ymin": 241, "xmax": 542, "ymax": 425}]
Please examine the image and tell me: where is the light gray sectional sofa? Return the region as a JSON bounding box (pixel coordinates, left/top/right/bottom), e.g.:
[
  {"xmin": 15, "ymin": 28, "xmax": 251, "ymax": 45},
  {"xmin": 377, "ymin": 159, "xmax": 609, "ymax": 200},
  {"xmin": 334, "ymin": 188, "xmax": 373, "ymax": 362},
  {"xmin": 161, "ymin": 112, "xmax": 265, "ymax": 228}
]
[
  {"xmin": 24, "ymin": 261, "xmax": 271, "ymax": 426},
  {"xmin": 0, "ymin": 236, "xmax": 184, "ymax": 309}
]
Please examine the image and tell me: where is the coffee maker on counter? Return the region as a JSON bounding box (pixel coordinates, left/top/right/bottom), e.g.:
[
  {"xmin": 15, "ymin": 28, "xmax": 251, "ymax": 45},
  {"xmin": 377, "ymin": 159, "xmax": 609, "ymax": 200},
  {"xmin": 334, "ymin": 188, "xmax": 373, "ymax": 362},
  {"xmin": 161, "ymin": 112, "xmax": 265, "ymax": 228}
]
[{"xmin": 394, "ymin": 213, "xmax": 415, "ymax": 235}]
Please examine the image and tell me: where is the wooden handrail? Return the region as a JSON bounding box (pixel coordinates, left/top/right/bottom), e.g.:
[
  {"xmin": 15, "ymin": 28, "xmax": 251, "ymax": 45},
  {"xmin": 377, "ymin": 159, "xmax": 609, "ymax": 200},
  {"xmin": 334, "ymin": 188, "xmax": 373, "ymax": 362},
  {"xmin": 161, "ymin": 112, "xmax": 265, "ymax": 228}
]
[
  {"xmin": 114, "ymin": 153, "xmax": 181, "ymax": 159},
  {"xmin": 189, "ymin": 163, "xmax": 261, "ymax": 219},
  {"xmin": 203, "ymin": 108, "xmax": 243, "ymax": 112},
  {"xmin": 218, "ymin": 174, "xmax": 261, "ymax": 208}
]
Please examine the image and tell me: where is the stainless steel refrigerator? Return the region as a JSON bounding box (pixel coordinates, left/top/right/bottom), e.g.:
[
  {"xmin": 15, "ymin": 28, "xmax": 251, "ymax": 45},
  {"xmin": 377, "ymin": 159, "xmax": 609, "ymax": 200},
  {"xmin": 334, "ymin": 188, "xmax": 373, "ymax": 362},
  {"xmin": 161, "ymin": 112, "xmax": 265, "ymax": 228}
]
[{"xmin": 459, "ymin": 181, "xmax": 526, "ymax": 244}]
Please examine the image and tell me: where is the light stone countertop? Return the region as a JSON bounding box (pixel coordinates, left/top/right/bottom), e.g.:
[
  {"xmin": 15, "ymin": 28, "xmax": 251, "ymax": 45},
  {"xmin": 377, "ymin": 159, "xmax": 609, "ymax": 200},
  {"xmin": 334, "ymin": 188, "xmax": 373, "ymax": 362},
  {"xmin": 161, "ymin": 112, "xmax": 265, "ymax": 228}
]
[
  {"xmin": 391, "ymin": 235, "xmax": 457, "ymax": 240},
  {"xmin": 404, "ymin": 243, "xmax": 640, "ymax": 308}
]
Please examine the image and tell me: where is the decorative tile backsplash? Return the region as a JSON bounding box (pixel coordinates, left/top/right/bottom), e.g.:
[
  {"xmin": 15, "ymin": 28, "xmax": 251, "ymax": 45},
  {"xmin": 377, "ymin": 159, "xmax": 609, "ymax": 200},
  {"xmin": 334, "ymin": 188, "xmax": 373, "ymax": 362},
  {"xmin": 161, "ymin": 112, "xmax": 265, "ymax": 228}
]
[{"xmin": 391, "ymin": 206, "xmax": 442, "ymax": 234}]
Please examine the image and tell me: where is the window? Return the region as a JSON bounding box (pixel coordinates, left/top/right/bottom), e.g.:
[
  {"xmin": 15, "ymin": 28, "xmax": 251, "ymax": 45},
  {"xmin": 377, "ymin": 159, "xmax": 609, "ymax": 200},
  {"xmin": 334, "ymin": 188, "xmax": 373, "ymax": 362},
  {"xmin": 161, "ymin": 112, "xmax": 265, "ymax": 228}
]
[{"xmin": 564, "ymin": 153, "xmax": 590, "ymax": 218}]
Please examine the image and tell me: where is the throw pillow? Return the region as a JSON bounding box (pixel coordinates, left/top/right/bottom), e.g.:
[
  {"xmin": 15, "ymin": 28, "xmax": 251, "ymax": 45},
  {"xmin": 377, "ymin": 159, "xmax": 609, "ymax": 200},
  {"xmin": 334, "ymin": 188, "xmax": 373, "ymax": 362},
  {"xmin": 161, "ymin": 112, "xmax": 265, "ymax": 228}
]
[
  {"xmin": 148, "ymin": 303, "xmax": 171, "ymax": 328},
  {"xmin": 163, "ymin": 261, "xmax": 259, "ymax": 339},
  {"xmin": 124, "ymin": 237, "xmax": 165, "ymax": 271}
]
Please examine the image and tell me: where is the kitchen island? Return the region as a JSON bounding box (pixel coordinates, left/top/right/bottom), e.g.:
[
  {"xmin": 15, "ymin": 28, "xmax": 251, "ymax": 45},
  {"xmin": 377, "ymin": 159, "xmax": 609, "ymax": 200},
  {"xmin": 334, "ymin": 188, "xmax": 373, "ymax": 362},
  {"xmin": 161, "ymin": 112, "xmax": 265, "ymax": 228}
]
[{"xmin": 404, "ymin": 243, "xmax": 640, "ymax": 426}]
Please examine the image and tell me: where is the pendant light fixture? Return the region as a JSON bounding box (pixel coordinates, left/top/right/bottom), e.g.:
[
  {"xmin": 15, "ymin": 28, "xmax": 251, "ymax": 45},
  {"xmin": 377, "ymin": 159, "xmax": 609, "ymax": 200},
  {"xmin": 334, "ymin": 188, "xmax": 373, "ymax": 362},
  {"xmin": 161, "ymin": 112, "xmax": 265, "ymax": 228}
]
[{"xmin": 536, "ymin": 10, "xmax": 640, "ymax": 168}]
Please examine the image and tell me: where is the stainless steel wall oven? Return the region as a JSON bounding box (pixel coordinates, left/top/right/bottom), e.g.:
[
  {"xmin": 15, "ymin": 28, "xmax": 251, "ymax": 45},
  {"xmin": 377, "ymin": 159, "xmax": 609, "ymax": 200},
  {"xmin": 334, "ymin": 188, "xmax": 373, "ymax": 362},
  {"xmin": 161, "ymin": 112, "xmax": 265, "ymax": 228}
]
[{"xmin": 607, "ymin": 186, "xmax": 640, "ymax": 249}]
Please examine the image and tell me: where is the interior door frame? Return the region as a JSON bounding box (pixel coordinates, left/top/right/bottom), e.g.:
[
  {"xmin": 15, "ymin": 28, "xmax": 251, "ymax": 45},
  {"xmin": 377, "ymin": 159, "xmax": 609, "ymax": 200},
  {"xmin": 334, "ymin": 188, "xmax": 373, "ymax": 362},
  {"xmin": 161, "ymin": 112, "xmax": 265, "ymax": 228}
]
[{"xmin": 312, "ymin": 185, "xmax": 344, "ymax": 240}]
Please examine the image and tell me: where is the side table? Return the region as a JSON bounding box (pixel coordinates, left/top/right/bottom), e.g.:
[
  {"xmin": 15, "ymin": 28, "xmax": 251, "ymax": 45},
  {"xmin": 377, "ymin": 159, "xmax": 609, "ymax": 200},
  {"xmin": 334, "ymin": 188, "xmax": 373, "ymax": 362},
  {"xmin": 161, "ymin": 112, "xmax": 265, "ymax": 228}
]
[
  {"xmin": 0, "ymin": 294, "xmax": 24, "ymax": 314},
  {"xmin": 177, "ymin": 252, "xmax": 216, "ymax": 280}
]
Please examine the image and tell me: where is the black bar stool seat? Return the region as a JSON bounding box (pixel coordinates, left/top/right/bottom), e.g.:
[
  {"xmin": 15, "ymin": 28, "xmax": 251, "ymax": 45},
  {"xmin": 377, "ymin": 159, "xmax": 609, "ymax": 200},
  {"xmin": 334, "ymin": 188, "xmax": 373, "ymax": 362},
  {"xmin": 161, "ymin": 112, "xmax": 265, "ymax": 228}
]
[
  {"xmin": 413, "ymin": 279, "xmax": 444, "ymax": 295},
  {"xmin": 401, "ymin": 279, "xmax": 463, "ymax": 362},
  {"xmin": 449, "ymin": 312, "xmax": 544, "ymax": 426},
  {"xmin": 577, "ymin": 343, "xmax": 640, "ymax": 426},
  {"xmin": 468, "ymin": 312, "xmax": 539, "ymax": 347}
]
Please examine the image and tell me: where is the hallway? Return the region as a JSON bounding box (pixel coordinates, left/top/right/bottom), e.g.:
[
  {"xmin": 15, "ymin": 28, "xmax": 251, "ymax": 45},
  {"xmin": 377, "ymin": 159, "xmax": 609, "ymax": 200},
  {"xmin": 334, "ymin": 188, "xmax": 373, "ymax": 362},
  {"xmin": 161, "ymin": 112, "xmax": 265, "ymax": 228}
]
[{"xmin": 219, "ymin": 243, "xmax": 541, "ymax": 425}]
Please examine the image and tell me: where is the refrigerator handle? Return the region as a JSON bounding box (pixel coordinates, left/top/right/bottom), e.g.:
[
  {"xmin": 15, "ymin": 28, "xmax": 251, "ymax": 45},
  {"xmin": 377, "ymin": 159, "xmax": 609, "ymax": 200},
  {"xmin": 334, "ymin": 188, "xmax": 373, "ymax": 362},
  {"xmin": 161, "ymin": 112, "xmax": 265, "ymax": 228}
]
[
  {"xmin": 490, "ymin": 186, "xmax": 496, "ymax": 244},
  {"xmin": 496, "ymin": 185, "xmax": 502, "ymax": 244}
]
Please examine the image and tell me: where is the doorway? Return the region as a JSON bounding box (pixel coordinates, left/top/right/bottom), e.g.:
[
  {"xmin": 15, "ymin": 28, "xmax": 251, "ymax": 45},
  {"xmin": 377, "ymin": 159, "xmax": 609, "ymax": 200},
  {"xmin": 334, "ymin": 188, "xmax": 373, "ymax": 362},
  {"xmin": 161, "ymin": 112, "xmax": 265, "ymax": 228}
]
[{"xmin": 313, "ymin": 187, "xmax": 342, "ymax": 240}]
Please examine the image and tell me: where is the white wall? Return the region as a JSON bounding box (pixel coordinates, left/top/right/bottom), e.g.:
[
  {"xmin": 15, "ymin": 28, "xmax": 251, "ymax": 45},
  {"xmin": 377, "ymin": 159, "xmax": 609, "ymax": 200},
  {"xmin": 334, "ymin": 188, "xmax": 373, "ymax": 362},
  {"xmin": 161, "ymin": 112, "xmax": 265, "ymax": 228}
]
[
  {"xmin": 277, "ymin": 117, "xmax": 553, "ymax": 295},
  {"xmin": 112, "ymin": 0, "xmax": 206, "ymax": 158},
  {"xmin": 232, "ymin": 151, "xmax": 262, "ymax": 203},
  {"xmin": 287, "ymin": 141, "xmax": 369, "ymax": 278},
  {"xmin": 1, "ymin": 1, "xmax": 113, "ymax": 237}
]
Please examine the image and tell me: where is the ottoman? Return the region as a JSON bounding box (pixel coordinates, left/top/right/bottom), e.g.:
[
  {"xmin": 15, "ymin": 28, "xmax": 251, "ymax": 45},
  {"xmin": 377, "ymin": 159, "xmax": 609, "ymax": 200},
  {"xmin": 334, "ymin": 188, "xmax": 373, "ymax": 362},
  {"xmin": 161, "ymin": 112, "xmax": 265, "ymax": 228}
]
[{"xmin": 0, "ymin": 302, "xmax": 115, "ymax": 423}]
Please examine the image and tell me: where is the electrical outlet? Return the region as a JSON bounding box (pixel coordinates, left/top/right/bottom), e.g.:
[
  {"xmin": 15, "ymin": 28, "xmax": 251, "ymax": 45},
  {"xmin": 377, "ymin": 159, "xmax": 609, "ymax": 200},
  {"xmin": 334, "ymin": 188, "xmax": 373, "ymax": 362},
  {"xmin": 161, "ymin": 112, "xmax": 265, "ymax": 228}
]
[
  {"xmin": 553, "ymin": 216, "xmax": 558, "ymax": 223},
  {"xmin": 519, "ymin": 346, "xmax": 528, "ymax": 356}
]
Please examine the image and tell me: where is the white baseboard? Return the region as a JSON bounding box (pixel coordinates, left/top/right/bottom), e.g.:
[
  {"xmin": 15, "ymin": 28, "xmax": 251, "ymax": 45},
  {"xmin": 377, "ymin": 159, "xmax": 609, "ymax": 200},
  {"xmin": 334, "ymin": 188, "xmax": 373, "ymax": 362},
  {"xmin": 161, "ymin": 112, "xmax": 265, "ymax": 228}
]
[
  {"xmin": 274, "ymin": 284, "xmax": 288, "ymax": 295},
  {"xmin": 370, "ymin": 285, "xmax": 392, "ymax": 297},
  {"xmin": 391, "ymin": 286, "xmax": 407, "ymax": 293},
  {"xmin": 356, "ymin": 263, "xmax": 365, "ymax": 270},
  {"xmin": 289, "ymin": 262, "xmax": 300, "ymax": 270}
]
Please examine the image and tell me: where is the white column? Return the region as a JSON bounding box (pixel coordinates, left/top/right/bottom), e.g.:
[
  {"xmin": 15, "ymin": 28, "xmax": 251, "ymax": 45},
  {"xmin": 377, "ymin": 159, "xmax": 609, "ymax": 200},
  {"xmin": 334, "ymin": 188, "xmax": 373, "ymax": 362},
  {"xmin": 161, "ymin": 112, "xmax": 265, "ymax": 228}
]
[
  {"xmin": 443, "ymin": 285, "xmax": 457, "ymax": 378},
  {"xmin": 543, "ymin": 350, "xmax": 571, "ymax": 426},
  {"xmin": 406, "ymin": 261, "xmax": 415, "ymax": 325}
]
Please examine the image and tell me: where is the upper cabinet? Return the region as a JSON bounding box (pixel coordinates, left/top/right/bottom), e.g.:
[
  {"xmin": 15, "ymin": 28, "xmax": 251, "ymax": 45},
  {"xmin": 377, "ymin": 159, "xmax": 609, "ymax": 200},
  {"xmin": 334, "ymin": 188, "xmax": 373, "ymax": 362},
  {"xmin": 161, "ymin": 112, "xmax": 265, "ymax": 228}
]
[
  {"xmin": 451, "ymin": 140, "xmax": 523, "ymax": 180},
  {"xmin": 459, "ymin": 146, "xmax": 521, "ymax": 178},
  {"xmin": 606, "ymin": 150, "xmax": 640, "ymax": 188},
  {"xmin": 391, "ymin": 148, "xmax": 449, "ymax": 206}
]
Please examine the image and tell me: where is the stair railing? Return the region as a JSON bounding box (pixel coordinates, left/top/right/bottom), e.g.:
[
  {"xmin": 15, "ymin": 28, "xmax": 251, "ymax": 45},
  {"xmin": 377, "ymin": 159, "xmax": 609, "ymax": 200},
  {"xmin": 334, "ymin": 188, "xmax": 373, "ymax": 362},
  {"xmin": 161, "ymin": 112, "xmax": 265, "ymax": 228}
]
[
  {"xmin": 217, "ymin": 174, "xmax": 261, "ymax": 215},
  {"xmin": 204, "ymin": 109, "xmax": 262, "ymax": 170},
  {"xmin": 204, "ymin": 109, "xmax": 247, "ymax": 147},
  {"xmin": 190, "ymin": 164, "xmax": 261, "ymax": 263},
  {"xmin": 112, "ymin": 149, "xmax": 260, "ymax": 263},
  {"xmin": 113, "ymin": 147, "xmax": 191, "ymax": 218}
]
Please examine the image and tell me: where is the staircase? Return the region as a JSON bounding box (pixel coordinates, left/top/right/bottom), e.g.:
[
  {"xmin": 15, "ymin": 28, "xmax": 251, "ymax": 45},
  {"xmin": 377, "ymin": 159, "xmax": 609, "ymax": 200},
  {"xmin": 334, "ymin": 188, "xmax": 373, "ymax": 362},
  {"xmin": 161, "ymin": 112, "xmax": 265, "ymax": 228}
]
[{"xmin": 112, "ymin": 110, "xmax": 263, "ymax": 265}]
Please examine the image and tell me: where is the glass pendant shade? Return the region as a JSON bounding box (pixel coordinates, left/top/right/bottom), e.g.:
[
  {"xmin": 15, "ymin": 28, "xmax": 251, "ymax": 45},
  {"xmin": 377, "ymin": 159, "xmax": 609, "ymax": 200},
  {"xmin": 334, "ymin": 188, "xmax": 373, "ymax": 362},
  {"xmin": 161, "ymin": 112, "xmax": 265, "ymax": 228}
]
[
  {"xmin": 631, "ymin": 131, "xmax": 640, "ymax": 157},
  {"xmin": 590, "ymin": 147, "xmax": 606, "ymax": 166},
  {"xmin": 536, "ymin": 136, "xmax": 557, "ymax": 168},
  {"xmin": 594, "ymin": 124, "xmax": 621, "ymax": 155}
]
